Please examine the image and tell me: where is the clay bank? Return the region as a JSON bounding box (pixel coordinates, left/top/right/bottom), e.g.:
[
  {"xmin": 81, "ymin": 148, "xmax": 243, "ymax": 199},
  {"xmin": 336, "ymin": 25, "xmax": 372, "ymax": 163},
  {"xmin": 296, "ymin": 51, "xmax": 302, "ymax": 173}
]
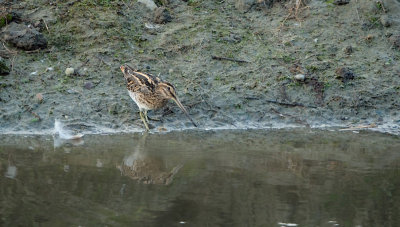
[{"xmin": 1, "ymin": 0, "xmax": 400, "ymax": 134}]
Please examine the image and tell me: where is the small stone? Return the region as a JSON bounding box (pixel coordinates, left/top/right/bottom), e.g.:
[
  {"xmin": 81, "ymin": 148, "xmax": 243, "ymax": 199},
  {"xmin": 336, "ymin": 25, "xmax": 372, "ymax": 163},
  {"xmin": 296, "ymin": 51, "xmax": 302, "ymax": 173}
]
[
  {"xmin": 333, "ymin": 0, "xmax": 350, "ymax": 5},
  {"xmin": 65, "ymin": 68, "xmax": 74, "ymax": 76},
  {"xmin": 344, "ymin": 45, "xmax": 353, "ymax": 54},
  {"xmin": 35, "ymin": 93, "xmax": 43, "ymax": 103},
  {"xmin": 294, "ymin": 74, "xmax": 306, "ymax": 81},
  {"xmin": 138, "ymin": 0, "xmax": 157, "ymax": 10},
  {"xmin": 235, "ymin": 0, "xmax": 255, "ymax": 12},
  {"xmin": 380, "ymin": 15, "xmax": 391, "ymax": 27},
  {"xmin": 335, "ymin": 67, "xmax": 355, "ymax": 82},
  {"xmin": 153, "ymin": 7, "xmax": 172, "ymax": 24},
  {"xmin": 84, "ymin": 82, "xmax": 93, "ymax": 90}
]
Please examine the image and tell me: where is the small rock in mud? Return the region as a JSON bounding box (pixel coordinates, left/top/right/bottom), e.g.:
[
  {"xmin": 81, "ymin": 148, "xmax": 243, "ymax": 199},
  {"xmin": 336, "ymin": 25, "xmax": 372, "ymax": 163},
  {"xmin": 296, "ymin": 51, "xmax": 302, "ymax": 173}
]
[
  {"xmin": 380, "ymin": 15, "xmax": 391, "ymax": 27},
  {"xmin": 344, "ymin": 45, "xmax": 353, "ymax": 55},
  {"xmin": 1, "ymin": 22, "xmax": 47, "ymax": 50},
  {"xmin": 65, "ymin": 68, "xmax": 75, "ymax": 76},
  {"xmin": 235, "ymin": 0, "xmax": 269, "ymax": 12},
  {"xmin": 388, "ymin": 35, "xmax": 400, "ymax": 50},
  {"xmin": 0, "ymin": 57, "xmax": 10, "ymax": 76},
  {"xmin": 221, "ymin": 34, "xmax": 242, "ymax": 43},
  {"xmin": 35, "ymin": 93, "xmax": 43, "ymax": 103},
  {"xmin": 153, "ymin": 7, "xmax": 172, "ymax": 24},
  {"xmin": 335, "ymin": 67, "xmax": 355, "ymax": 82},
  {"xmin": 333, "ymin": 0, "xmax": 350, "ymax": 5},
  {"xmin": 294, "ymin": 74, "xmax": 306, "ymax": 82},
  {"xmin": 138, "ymin": 0, "xmax": 158, "ymax": 11},
  {"xmin": 84, "ymin": 82, "xmax": 94, "ymax": 90},
  {"xmin": 235, "ymin": 0, "xmax": 254, "ymax": 11}
]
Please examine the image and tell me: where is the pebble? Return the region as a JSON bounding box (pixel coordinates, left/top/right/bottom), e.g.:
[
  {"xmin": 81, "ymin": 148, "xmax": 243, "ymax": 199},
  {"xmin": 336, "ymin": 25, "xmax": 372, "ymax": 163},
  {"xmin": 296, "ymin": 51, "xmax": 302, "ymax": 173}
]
[
  {"xmin": 84, "ymin": 82, "xmax": 93, "ymax": 90},
  {"xmin": 65, "ymin": 67, "xmax": 74, "ymax": 76},
  {"xmin": 138, "ymin": 0, "xmax": 157, "ymax": 11},
  {"xmin": 153, "ymin": 7, "xmax": 172, "ymax": 24},
  {"xmin": 294, "ymin": 74, "xmax": 306, "ymax": 82},
  {"xmin": 344, "ymin": 45, "xmax": 353, "ymax": 55},
  {"xmin": 35, "ymin": 93, "xmax": 43, "ymax": 103},
  {"xmin": 335, "ymin": 67, "xmax": 355, "ymax": 82}
]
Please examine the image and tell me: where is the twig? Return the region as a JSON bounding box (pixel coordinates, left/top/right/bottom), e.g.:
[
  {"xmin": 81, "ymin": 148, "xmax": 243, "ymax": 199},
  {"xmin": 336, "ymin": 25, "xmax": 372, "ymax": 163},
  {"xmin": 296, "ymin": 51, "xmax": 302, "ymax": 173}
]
[
  {"xmin": 339, "ymin": 123, "xmax": 377, "ymax": 131},
  {"xmin": 354, "ymin": 0, "xmax": 361, "ymax": 22},
  {"xmin": 23, "ymin": 105, "xmax": 41, "ymax": 121},
  {"xmin": 10, "ymin": 55, "xmax": 15, "ymax": 72},
  {"xmin": 42, "ymin": 19, "xmax": 49, "ymax": 33},
  {"xmin": 264, "ymin": 99, "xmax": 317, "ymax": 108},
  {"xmin": 2, "ymin": 42, "xmax": 18, "ymax": 54},
  {"xmin": 211, "ymin": 55, "xmax": 250, "ymax": 63},
  {"xmin": 95, "ymin": 55, "xmax": 111, "ymax": 66},
  {"xmin": 376, "ymin": 0, "xmax": 386, "ymax": 13},
  {"xmin": 270, "ymin": 108, "xmax": 310, "ymax": 127}
]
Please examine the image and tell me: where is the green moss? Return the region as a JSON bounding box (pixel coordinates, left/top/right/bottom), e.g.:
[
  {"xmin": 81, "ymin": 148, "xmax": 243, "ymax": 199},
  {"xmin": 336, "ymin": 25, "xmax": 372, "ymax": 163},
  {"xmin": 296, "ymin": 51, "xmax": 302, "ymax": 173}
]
[
  {"xmin": 282, "ymin": 55, "xmax": 295, "ymax": 63},
  {"xmin": 0, "ymin": 60, "xmax": 10, "ymax": 75},
  {"xmin": 0, "ymin": 14, "xmax": 12, "ymax": 28},
  {"xmin": 306, "ymin": 65, "xmax": 319, "ymax": 73}
]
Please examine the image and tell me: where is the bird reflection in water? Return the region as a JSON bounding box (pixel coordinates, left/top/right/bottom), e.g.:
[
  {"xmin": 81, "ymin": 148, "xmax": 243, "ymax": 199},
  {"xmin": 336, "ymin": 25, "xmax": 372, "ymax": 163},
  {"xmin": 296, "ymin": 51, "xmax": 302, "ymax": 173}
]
[
  {"xmin": 5, "ymin": 153, "xmax": 17, "ymax": 179},
  {"xmin": 117, "ymin": 134, "xmax": 182, "ymax": 185}
]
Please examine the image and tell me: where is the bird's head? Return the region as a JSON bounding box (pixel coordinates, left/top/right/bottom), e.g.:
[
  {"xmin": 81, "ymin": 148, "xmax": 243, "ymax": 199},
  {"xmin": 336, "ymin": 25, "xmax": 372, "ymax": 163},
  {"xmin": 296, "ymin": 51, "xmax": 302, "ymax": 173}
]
[
  {"xmin": 158, "ymin": 82, "xmax": 197, "ymax": 127},
  {"xmin": 158, "ymin": 82, "xmax": 177, "ymax": 100}
]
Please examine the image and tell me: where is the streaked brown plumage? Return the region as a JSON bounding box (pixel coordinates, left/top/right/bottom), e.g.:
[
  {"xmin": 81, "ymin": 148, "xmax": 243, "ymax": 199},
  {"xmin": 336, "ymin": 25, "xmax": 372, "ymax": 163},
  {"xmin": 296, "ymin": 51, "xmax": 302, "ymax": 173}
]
[{"xmin": 120, "ymin": 65, "xmax": 197, "ymax": 130}]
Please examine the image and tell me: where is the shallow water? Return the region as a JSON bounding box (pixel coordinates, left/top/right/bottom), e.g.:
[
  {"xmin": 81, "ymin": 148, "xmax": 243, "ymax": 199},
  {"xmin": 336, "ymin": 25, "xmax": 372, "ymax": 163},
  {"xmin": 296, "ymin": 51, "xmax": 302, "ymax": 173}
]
[{"xmin": 1, "ymin": 129, "xmax": 400, "ymax": 226}]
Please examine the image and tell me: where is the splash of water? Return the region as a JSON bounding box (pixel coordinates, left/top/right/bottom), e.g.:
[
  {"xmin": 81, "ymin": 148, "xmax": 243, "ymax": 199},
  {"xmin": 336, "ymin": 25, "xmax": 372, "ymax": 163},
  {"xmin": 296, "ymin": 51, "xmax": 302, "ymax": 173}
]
[{"xmin": 54, "ymin": 120, "xmax": 84, "ymax": 140}]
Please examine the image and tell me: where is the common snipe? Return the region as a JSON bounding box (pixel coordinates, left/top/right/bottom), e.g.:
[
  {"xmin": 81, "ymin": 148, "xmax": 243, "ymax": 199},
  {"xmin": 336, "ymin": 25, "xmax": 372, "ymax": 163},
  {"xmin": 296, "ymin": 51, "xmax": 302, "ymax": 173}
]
[{"xmin": 120, "ymin": 65, "xmax": 197, "ymax": 131}]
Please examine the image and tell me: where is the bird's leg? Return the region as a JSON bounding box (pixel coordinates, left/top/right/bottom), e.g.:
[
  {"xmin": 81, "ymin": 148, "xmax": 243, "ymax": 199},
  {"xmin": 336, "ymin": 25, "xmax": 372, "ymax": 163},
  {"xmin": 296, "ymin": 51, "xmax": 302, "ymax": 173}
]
[
  {"xmin": 144, "ymin": 110, "xmax": 161, "ymax": 121},
  {"xmin": 139, "ymin": 110, "xmax": 150, "ymax": 131},
  {"xmin": 144, "ymin": 110, "xmax": 149, "ymax": 123}
]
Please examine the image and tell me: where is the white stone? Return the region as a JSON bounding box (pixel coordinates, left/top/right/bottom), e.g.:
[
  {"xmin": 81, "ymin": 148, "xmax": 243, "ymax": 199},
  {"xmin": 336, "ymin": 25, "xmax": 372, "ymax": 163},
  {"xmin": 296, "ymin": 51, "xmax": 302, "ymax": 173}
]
[
  {"xmin": 294, "ymin": 74, "xmax": 305, "ymax": 81},
  {"xmin": 65, "ymin": 67, "xmax": 74, "ymax": 76},
  {"xmin": 138, "ymin": 0, "xmax": 157, "ymax": 11}
]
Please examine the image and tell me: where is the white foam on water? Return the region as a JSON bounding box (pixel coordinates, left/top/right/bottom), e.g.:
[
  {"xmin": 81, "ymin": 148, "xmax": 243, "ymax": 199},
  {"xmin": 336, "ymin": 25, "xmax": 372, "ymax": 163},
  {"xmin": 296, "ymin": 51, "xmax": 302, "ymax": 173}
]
[
  {"xmin": 54, "ymin": 120, "xmax": 84, "ymax": 139},
  {"xmin": 0, "ymin": 119, "xmax": 399, "ymax": 136}
]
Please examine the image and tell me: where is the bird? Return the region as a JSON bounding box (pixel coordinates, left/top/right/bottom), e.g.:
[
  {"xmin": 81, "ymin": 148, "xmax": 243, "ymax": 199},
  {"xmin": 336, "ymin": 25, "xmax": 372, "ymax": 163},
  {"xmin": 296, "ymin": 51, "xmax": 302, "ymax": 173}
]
[{"xmin": 120, "ymin": 64, "xmax": 197, "ymax": 131}]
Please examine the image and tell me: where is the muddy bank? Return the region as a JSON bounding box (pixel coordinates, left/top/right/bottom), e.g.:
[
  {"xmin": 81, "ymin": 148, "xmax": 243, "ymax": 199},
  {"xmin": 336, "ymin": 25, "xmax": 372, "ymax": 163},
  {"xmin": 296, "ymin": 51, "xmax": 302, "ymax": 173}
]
[{"xmin": 1, "ymin": 0, "xmax": 400, "ymax": 133}]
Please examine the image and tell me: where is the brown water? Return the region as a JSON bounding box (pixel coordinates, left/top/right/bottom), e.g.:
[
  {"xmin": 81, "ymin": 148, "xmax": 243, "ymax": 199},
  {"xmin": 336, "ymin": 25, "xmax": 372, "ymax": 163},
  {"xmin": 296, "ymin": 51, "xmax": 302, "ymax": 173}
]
[{"xmin": 1, "ymin": 129, "xmax": 400, "ymax": 227}]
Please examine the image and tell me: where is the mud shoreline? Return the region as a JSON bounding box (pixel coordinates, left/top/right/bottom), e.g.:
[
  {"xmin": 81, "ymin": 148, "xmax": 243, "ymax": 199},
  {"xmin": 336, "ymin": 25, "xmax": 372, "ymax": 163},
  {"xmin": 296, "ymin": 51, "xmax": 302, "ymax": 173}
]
[{"xmin": 1, "ymin": 0, "xmax": 400, "ymax": 134}]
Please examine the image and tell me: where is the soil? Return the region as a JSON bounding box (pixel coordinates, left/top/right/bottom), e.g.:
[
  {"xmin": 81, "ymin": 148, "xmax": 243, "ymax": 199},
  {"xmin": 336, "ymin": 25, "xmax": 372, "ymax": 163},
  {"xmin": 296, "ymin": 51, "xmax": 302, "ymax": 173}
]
[{"xmin": 0, "ymin": 0, "xmax": 400, "ymax": 134}]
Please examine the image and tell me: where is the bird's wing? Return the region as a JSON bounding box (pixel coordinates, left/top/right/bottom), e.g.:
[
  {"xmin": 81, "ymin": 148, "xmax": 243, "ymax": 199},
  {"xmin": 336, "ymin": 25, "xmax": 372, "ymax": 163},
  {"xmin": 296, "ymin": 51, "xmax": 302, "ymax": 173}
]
[{"xmin": 123, "ymin": 66, "xmax": 160, "ymax": 93}]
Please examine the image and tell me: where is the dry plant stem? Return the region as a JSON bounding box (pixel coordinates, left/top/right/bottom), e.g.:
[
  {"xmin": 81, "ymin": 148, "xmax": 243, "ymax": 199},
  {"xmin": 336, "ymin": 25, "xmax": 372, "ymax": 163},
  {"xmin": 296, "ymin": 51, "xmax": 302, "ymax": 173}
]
[
  {"xmin": 10, "ymin": 55, "xmax": 15, "ymax": 72},
  {"xmin": 2, "ymin": 42, "xmax": 17, "ymax": 54},
  {"xmin": 211, "ymin": 55, "xmax": 250, "ymax": 63},
  {"xmin": 23, "ymin": 105, "xmax": 41, "ymax": 121},
  {"xmin": 377, "ymin": 0, "xmax": 387, "ymax": 12},
  {"xmin": 264, "ymin": 99, "xmax": 317, "ymax": 108},
  {"xmin": 271, "ymin": 108, "xmax": 310, "ymax": 127},
  {"xmin": 42, "ymin": 19, "xmax": 50, "ymax": 33},
  {"xmin": 354, "ymin": 0, "xmax": 361, "ymax": 21}
]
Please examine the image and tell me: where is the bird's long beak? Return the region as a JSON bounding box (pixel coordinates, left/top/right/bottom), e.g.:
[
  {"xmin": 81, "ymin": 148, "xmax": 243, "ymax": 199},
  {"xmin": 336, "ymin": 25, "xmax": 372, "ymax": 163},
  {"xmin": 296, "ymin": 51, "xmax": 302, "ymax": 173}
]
[{"xmin": 172, "ymin": 97, "xmax": 197, "ymax": 127}]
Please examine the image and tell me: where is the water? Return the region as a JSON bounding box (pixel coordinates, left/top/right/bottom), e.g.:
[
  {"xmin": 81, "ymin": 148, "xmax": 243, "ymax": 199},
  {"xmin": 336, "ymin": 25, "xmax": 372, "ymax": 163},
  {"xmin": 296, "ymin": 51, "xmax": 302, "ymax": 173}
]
[{"xmin": 1, "ymin": 129, "xmax": 400, "ymax": 226}]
